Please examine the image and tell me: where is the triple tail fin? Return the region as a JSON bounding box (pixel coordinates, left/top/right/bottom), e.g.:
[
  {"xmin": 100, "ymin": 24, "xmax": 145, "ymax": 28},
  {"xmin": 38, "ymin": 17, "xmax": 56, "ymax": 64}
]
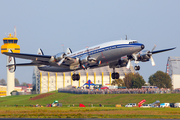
[
  {"xmin": 7, "ymin": 49, "xmax": 16, "ymax": 73},
  {"xmin": 37, "ymin": 48, "xmax": 44, "ymax": 55},
  {"xmin": 66, "ymin": 48, "xmax": 72, "ymax": 55}
]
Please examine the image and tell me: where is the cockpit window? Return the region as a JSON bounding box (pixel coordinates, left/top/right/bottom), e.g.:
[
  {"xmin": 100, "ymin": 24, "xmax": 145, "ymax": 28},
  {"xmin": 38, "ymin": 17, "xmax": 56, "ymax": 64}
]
[{"xmin": 129, "ymin": 41, "xmax": 138, "ymax": 44}]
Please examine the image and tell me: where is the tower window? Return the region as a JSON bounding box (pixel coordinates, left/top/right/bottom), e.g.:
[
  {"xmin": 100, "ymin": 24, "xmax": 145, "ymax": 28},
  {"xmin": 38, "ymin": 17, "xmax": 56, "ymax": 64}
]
[
  {"xmin": 14, "ymin": 40, "xmax": 17, "ymax": 43},
  {"xmin": 3, "ymin": 40, "xmax": 7, "ymax": 43},
  {"xmin": 8, "ymin": 40, "xmax": 13, "ymax": 43}
]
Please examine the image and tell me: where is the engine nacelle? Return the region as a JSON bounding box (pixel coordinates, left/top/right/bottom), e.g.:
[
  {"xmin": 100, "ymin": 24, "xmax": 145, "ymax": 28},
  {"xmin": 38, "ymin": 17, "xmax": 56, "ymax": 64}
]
[
  {"xmin": 50, "ymin": 52, "xmax": 66, "ymax": 62},
  {"xmin": 79, "ymin": 54, "xmax": 89, "ymax": 64},
  {"xmin": 137, "ymin": 50, "xmax": 151, "ymax": 62}
]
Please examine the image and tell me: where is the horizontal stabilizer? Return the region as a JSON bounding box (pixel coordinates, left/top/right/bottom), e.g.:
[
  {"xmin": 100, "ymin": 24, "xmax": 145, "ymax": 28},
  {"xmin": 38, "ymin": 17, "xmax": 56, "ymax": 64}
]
[{"xmin": 7, "ymin": 63, "xmax": 40, "ymax": 67}]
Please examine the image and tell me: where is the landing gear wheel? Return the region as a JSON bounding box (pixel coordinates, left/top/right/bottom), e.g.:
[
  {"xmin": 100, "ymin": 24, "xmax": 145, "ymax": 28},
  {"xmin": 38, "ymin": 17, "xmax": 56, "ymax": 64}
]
[
  {"xmin": 111, "ymin": 72, "xmax": 120, "ymax": 79},
  {"xmin": 112, "ymin": 73, "xmax": 115, "ymax": 79},
  {"xmin": 115, "ymin": 73, "xmax": 119, "ymax": 79},
  {"xmin": 134, "ymin": 66, "xmax": 140, "ymax": 71},
  {"xmin": 72, "ymin": 74, "xmax": 76, "ymax": 81},
  {"xmin": 75, "ymin": 74, "xmax": 80, "ymax": 81}
]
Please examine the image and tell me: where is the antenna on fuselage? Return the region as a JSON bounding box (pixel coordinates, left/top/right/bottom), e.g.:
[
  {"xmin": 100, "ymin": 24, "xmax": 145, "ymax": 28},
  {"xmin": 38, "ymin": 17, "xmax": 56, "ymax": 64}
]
[
  {"xmin": 86, "ymin": 46, "xmax": 89, "ymax": 57},
  {"xmin": 62, "ymin": 44, "xmax": 65, "ymax": 52},
  {"xmin": 126, "ymin": 35, "xmax": 127, "ymax": 40}
]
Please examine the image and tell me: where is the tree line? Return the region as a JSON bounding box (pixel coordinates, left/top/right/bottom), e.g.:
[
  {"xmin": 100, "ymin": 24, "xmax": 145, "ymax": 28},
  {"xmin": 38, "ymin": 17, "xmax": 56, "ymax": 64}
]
[
  {"xmin": 111, "ymin": 70, "xmax": 172, "ymax": 89},
  {"xmin": 0, "ymin": 78, "xmax": 29, "ymax": 87}
]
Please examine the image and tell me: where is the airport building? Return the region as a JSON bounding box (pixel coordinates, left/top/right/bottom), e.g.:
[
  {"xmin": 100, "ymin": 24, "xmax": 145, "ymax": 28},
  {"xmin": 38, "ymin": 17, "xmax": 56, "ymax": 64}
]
[
  {"xmin": 0, "ymin": 85, "xmax": 32, "ymax": 97},
  {"xmin": 32, "ymin": 65, "xmax": 135, "ymax": 94},
  {"xmin": 166, "ymin": 57, "xmax": 180, "ymax": 90}
]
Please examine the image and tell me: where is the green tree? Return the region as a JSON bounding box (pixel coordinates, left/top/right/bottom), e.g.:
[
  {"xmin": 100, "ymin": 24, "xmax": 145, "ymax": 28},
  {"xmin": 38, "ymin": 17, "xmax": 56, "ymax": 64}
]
[
  {"xmin": 111, "ymin": 78, "xmax": 125, "ymax": 87},
  {"xmin": 15, "ymin": 78, "xmax": 20, "ymax": 86},
  {"xmin": 148, "ymin": 71, "xmax": 172, "ymax": 88},
  {"xmin": 123, "ymin": 72, "xmax": 145, "ymax": 88},
  {"xmin": 21, "ymin": 82, "xmax": 28, "ymax": 87},
  {"xmin": 0, "ymin": 79, "xmax": 6, "ymax": 85}
]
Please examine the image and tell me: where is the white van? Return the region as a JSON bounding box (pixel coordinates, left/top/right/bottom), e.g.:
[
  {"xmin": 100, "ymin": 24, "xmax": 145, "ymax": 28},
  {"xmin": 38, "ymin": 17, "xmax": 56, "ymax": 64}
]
[
  {"xmin": 140, "ymin": 104, "xmax": 152, "ymax": 108},
  {"xmin": 174, "ymin": 103, "xmax": 180, "ymax": 108},
  {"xmin": 125, "ymin": 103, "xmax": 136, "ymax": 107}
]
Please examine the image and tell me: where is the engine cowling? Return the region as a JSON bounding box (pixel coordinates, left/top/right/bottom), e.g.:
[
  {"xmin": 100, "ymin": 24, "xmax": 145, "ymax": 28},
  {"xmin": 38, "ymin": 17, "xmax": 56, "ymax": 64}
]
[
  {"xmin": 137, "ymin": 50, "xmax": 151, "ymax": 62},
  {"xmin": 49, "ymin": 52, "xmax": 66, "ymax": 62},
  {"xmin": 79, "ymin": 54, "xmax": 90, "ymax": 64}
]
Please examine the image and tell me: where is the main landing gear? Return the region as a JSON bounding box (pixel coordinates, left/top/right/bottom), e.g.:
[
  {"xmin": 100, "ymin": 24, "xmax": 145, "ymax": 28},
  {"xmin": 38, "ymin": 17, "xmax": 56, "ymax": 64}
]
[
  {"xmin": 72, "ymin": 73, "xmax": 80, "ymax": 81},
  {"xmin": 111, "ymin": 68, "xmax": 120, "ymax": 79}
]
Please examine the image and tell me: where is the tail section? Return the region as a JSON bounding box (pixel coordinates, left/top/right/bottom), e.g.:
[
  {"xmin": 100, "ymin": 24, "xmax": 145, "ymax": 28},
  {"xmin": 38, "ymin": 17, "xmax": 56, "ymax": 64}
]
[
  {"xmin": 66, "ymin": 48, "xmax": 72, "ymax": 55},
  {"xmin": 7, "ymin": 50, "xmax": 16, "ymax": 73},
  {"xmin": 37, "ymin": 48, "xmax": 44, "ymax": 55}
]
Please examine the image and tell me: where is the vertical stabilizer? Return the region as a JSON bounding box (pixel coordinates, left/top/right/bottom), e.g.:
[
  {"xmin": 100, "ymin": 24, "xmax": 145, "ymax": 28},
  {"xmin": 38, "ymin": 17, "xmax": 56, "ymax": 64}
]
[
  {"xmin": 66, "ymin": 48, "xmax": 72, "ymax": 55},
  {"xmin": 7, "ymin": 49, "xmax": 16, "ymax": 73},
  {"xmin": 37, "ymin": 48, "xmax": 44, "ymax": 55}
]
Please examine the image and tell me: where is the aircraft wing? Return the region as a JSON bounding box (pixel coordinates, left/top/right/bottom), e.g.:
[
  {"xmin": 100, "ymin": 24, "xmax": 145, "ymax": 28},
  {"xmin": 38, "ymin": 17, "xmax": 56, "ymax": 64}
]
[
  {"xmin": 3, "ymin": 52, "xmax": 73, "ymax": 68},
  {"xmin": 151, "ymin": 47, "xmax": 176, "ymax": 54},
  {"xmin": 3, "ymin": 52, "xmax": 51, "ymax": 61}
]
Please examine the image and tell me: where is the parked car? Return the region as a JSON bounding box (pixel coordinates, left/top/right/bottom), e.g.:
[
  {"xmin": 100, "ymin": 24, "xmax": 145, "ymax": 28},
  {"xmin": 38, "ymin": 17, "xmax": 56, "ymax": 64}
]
[
  {"xmin": 140, "ymin": 104, "xmax": 152, "ymax": 108},
  {"xmin": 125, "ymin": 103, "xmax": 136, "ymax": 107},
  {"xmin": 160, "ymin": 103, "xmax": 170, "ymax": 108},
  {"xmin": 174, "ymin": 103, "xmax": 180, "ymax": 108},
  {"xmin": 170, "ymin": 103, "xmax": 175, "ymax": 107}
]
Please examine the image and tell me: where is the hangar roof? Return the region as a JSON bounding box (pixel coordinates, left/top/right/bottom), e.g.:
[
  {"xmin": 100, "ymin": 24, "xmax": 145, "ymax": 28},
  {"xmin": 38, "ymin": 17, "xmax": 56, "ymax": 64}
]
[{"xmin": 167, "ymin": 57, "xmax": 180, "ymax": 75}]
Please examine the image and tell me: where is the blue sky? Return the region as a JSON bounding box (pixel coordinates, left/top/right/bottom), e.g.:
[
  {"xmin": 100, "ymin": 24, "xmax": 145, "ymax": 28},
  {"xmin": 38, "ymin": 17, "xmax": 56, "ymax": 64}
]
[{"xmin": 0, "ymin": 0, "xmax": 179, "ymax": 84}]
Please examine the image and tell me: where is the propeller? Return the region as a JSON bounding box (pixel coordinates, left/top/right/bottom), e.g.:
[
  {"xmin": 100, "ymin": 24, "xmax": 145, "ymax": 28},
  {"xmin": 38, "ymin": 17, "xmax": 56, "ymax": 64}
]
[
  {"xmin": 126, "ymin": 59, "xmax": 131, "ymax": 69},
  {"xmin": 57, "ymin": 58, "xmax": 65, "ymax": 66},
  {"xmin": 149, "ymin": 44, "xmax": 156, "ymax": 66}
]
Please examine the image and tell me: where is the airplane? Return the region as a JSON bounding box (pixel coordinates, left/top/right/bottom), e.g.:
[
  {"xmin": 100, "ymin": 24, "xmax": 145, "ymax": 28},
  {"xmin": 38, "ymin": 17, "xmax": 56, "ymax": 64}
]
[{"xmin": 3, "ymin": 40, "xmax": 176, "ymax": 81}]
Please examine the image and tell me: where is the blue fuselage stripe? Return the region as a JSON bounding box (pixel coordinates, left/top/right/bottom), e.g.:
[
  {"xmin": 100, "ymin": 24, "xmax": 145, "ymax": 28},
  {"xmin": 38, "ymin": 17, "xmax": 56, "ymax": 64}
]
[{"xmin": 70, "ymin": 43, "xmax": 142, "ymax": 58}]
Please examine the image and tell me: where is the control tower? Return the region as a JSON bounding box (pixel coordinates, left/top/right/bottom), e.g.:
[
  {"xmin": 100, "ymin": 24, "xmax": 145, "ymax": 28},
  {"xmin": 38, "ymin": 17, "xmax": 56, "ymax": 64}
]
[{"xmin": 1, "ymin": 28, "xmax": 20, "ymax": 96}]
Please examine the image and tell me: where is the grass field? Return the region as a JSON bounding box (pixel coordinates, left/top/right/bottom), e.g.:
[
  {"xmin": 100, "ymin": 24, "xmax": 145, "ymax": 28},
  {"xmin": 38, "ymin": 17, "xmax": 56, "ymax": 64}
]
[
  {"xmin": 0, "ymin": 107, "xmax": 180, "ymax": 118},
  {"xmin": 0, "ymin": 91, "xmax": 180, "ymax": 118},
  {"xmin": 0, "ymin": 91, "xmax": 180, "ymax": 107}
]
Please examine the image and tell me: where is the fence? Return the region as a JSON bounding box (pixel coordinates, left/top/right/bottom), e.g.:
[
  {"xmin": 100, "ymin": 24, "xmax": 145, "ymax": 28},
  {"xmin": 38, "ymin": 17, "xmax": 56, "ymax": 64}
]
[{"xmin": 58, "ymin": 88, "xmax": 180, "ymax": 94}]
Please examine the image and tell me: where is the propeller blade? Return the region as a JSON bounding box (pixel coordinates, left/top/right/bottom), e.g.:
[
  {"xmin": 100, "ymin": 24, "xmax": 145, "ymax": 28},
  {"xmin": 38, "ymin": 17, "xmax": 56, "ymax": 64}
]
[
  {"xmin": 150, "ymin": 56, "xmax": 155, "ymax": 66},
  {"xmin": 57, "ymin": 58, "xmax": 65, "ymax": 66},
  {"xmin": 151, "ymin": 44, "xmax": 156, "ymax": 52},
  {"xmin": 126, "ymin": 59, "xmax": 131, "ymax": 69}
]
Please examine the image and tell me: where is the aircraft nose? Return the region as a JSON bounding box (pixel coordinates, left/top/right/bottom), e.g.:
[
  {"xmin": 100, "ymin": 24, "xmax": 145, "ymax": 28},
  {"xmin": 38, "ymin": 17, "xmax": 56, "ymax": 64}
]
[{"xmin": 141, "ymin": 44, "xmax": 145, "ymax": 50}]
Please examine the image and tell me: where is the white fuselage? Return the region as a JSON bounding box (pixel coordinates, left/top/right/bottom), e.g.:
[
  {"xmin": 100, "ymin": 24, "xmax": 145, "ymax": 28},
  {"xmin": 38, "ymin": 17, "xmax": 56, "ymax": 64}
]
[{"xmin": 38, "ymin": 40, "xmax": 144, "ymax": 72}]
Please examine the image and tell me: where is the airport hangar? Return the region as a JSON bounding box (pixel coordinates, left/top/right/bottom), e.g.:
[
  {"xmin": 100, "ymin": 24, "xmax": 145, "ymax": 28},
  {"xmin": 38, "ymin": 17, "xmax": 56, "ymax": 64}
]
[
  {"xmin": 166, "ymin": 57, "xmax": 180, "ymax": 90},
  {"xmin": 32, "ymin": 56, "xmax": 180, "ymax": 94},
  {"xmin": 32, "ymin": 65, "xmax": 135, "ymax": 94}
]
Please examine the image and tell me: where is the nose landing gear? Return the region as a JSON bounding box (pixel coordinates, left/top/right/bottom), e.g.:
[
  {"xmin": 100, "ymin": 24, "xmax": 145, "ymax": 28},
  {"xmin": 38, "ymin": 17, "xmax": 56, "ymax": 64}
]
[{"xmin": 134, "ymin": 65, "xmax": 140, "ymax": 71}]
